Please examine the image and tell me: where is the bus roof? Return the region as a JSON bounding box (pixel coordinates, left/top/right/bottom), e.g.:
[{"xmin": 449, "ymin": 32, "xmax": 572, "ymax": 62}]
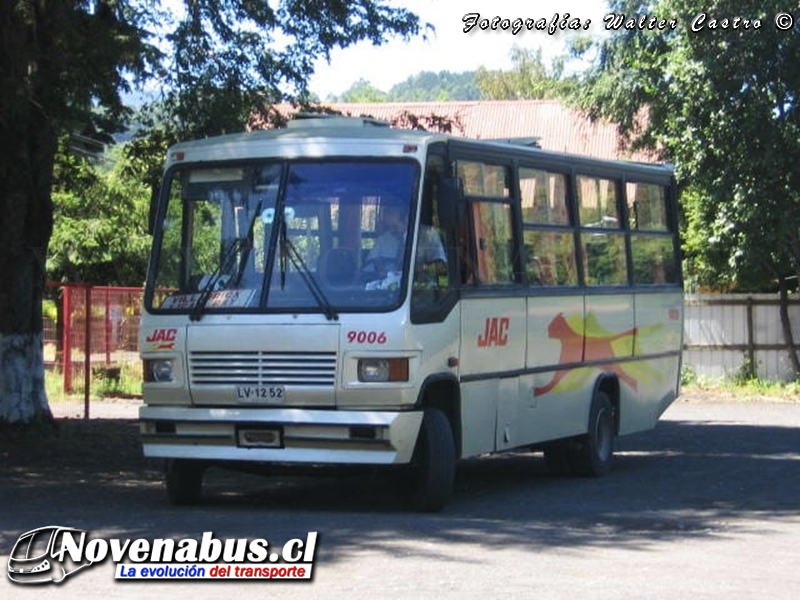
[
  {"xmin": 165, "ymin": 117, "xmax": 447, "ymax": 167},
  {"xmin": 165, "ymin": 115, "xmax": 673, "ymax": 180}
]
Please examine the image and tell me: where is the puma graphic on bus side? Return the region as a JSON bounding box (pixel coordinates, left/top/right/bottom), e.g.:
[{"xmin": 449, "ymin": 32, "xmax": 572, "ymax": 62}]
[{"xmin": 535, "ymin": 313, "xmax": 663, "ymax": 396}]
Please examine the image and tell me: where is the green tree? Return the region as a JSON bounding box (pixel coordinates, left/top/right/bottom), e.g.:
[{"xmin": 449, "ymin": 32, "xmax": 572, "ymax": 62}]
[
  {"xmin": 49, "ymin": 139, "xmax": 151, "ymax": 286},
  {"xmin": 475, "ymin": 46, "xmax": 576, "ymax": 100},
  {"xmin": 337, "ymin": 78, "xmax": 389, "ymax": 102},
  {"xmin": 329, "ymin": 70, "xmax": 481, "ymax": 102},
  {"xmin": 388, "ymin": 71, "xmax": 480, "ymax": 101},
  {"xmin": 0, "ymin": 0, "xmax": 423, "ymax": 424},
  {"xmin": 578, "ymin": 0, "xmax": 800, "ymax": 376}
]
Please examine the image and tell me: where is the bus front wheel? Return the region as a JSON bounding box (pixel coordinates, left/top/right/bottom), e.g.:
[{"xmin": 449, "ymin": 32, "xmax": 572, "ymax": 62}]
[
  {"xmin": 408, "ymin": 408, "xmax": 456, "ymax": 512},
  {"xmin": 166, "ymin": 459, "xmax": 204, "ymax": 505}
]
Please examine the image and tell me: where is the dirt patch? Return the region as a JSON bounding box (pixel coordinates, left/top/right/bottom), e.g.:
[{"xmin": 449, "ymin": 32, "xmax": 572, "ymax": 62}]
[{"xmin": 0, "ymin": 418, "xmax": 159, "ymax": 488}]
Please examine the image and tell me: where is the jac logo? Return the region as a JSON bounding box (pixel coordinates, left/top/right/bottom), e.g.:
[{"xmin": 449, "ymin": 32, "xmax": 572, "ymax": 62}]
[
  {"xmin": 146, "ymin": 328, "xmax": 178, "ymax": 350},
  {"xmin": 477, "ymin": 317, "xmax": 510, "ymax": 348}
]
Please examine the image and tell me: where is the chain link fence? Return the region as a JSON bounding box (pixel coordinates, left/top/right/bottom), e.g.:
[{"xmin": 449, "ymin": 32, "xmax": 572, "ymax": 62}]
[{"xmin": 44, "ymin": 283, "xmax": 143, "ymax": 418}]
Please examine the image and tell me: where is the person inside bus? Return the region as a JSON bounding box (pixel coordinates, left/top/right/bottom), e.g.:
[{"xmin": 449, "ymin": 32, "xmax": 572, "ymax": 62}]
[
  {"xmin": 416, "ymin": 225, "xmax": 447, "ymax": 267},
  {"xmin": 365, "ymin": 203, "xmax": 446, "ymax": 280},
  {"xmin": 365, "ymin": 204, "xmax": 407, "ymax": 276}
]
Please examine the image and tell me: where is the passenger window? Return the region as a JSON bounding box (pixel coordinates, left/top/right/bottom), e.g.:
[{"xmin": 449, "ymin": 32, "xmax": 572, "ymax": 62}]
[
  {"xmin": 520, "ymin": 168, "xmax": 576, "ymax": 287},
  {"xmin": 627, "ymin": 181, "xmax": 678, "ymax": 284},
  {"xmin": 523, "ymin": 230, "xmax": 578, "ymax": 286},
  {"xmin": 581, "ymin": 231, "xmax": 628, "ymax": 286},
  {"xmin": 520, "ymin": 168, "xmax": 569, "ymax": 225},
  {"xmin": 631, "ymin": 235, "xmax": 678, "ymax": 284},
  {"xmin": 627, "ymin": 182, "xmax": 668, "ymax": 231},
  {"xmin": 458, "ymin": 161, "xmax": 510, "ymax": 197},
  {"xmin": 577, "ymin": 175, "xmax": 627, "ymax": 286},
  {"xmin": 472, "ymin": 201, "xmax": 514, "ymax": 285},
  {"xmin": 577, "ymin": 176, "xmax": 620, "ymax": 229}
]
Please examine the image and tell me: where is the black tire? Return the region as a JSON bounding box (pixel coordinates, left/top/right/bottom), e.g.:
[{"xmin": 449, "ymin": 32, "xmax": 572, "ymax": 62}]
[
  {"xmin": 165, "ymin": 459, "xmax": 204, "ymax": 505},
  {"xmin": 408, "ymin": 408, "xmax": 456, "ymax": 512},
  {"xmin": 571, "ymin": 391, "xmax": 616, "ymax": 477}
]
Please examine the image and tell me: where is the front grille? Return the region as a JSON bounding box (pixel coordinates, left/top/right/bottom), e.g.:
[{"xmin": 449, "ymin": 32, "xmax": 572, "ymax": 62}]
[{"xmin": 189, "ymin": 351, "xmax": 337, "ymax": 387}]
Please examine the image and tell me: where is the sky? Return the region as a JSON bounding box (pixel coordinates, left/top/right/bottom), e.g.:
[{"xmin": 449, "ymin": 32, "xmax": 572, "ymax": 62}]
[{"xmin": 309, "ymin": 0, "xmax": 612, "ymax": 99}]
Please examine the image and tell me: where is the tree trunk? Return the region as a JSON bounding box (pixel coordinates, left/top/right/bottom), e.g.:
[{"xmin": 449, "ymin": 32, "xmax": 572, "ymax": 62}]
[
  {"xmin": 777, "ymin": 275, "xmax": 800, "ymax": 380},
  {"xmin": 0, "ymin": 222, "xmax": 54, "ymax": 422},
  {"xmin": 0, "ymin": 133, "xmax": 56, "ymax": 422},
  {"xmin": 0, "ymin": 0, "xmax": 57, "ymax": 423}
]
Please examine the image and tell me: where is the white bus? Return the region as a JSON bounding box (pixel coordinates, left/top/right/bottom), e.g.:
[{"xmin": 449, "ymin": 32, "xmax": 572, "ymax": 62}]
[{"xmin": 139, "ymin": 115, "xmax": 683, "ymax": 511}]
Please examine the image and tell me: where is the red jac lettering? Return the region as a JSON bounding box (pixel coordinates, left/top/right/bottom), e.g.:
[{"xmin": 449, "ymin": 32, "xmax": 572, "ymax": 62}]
[
  {"xmin": 477, "ymin": 317, "xmax": 510, "ymax": 347},
  {"xmin": 146, "ymin": 328, "xmax": 178, "ymax": 342}
]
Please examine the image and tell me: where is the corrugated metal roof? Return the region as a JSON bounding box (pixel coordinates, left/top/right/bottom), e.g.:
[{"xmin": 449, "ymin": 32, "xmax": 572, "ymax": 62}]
[{"xmin": 263, "ymin": 100, "xmax": 655, "ymax": 162}]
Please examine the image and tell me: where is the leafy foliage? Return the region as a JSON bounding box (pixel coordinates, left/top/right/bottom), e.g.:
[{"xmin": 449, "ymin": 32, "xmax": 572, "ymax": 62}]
[
  {"xmin": 151, "ymin": 1, "xmax": 421, "ymax": 138},
  {"xmin": 384, "ymin": 71, "xmax": 481, "ymax": 102},
  {"xmin": 578, "ymin": 0, "xmax": 800, "ymax": 375},
  {"xmin": 49, "ymin": 138, "xmax": 151, "ymax": 286},
  {"xmin": 327, "ymin": 58, "xmax": 571, "ymax": 103},
  {"xmin": 335, "ymin": 78, "xmax": 390, "ymax": 102},
  {"xmin": 578, "ymin": 0, "xmax": 800, "ymax": 292},
  {"xmin": 475, "ymin": 46, "xmax": 578, "ymax": 100},
  {"xmin": 5, "ymin": 0, "xmax": 427, "ymax": 293}
]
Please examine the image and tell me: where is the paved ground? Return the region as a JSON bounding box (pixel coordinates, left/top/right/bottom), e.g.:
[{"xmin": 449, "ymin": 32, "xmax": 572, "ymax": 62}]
[{"xmin": 2, "ymin": 394, "xmax": 799, "ymax": 599}]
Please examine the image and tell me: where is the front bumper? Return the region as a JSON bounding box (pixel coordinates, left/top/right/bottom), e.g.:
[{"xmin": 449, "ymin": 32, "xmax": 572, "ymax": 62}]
[{"xmin": 139, "ymin": 406, "xmax": 423, "ymax": 465}]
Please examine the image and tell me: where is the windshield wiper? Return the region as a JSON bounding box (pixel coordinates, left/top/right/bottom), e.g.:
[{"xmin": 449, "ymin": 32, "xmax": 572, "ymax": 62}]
[
  {"xmin": 189, "ymin": 238, "xmax": 246, "ymax": 321},
  {"xmin": 279, "ymin": 219, "xmax": 338, "ymax": 321},
  {"xmin": 190, "ymin": 197, "xmax": 265, "ymax": 321},
  {"xmin": 189, "ymin": 237, "xmax": 247, "ymax": 322}
]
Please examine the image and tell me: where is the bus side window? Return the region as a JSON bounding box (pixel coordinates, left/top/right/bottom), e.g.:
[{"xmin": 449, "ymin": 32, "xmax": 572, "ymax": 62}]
[
  {"xmin": 626, "ymin": 181, "xmax": 678, "ymax": 285},
  {"xmin": 471, "ymin": 201, "xmax": 514, "ymax": 285},
  {"xmin": 411, "ymin": 155, "xmax": 456, "ymax": 321},
  {"xmin": 577, "ymin": 175, "xmax": 627, "ymax": 286},
  {"xmin": 519, "ymin": 167, "xmax": 576, "ymax": 288}
]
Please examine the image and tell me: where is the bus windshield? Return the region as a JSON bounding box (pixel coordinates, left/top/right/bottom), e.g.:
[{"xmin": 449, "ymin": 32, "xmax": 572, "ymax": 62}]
[{"xmin": 147, "ymin": 159, "xmax": 419, "ymax": 316}]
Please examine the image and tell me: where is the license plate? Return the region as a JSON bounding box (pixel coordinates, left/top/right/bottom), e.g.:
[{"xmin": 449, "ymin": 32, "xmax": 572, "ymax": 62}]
[{"xmin": 235, "ymin": 385, "xmax": 286, "ymax": 403}]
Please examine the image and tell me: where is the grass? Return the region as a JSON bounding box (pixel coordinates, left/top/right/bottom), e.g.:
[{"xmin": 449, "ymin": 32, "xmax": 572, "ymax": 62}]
[
  {"xmin": 45, "ymin": 360, "xmax": 142, "ymax": 404},
  {"xmin": 681, "ymin": 365, "xmax": 800, "ymax": 402}
]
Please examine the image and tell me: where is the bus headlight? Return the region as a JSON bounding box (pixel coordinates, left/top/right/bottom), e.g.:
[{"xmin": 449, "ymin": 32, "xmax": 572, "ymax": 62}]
[
  {"xmin": 144, "ymin": 359, "xmax": 175, "ymax": 383},
  {"xmin": 357, "ymin": 358, "xmax": 409, "ymax": 382}
]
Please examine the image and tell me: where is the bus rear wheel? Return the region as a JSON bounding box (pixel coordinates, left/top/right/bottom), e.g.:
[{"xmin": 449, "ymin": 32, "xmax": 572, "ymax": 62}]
[
  {"xmin": 407, "ymin": 408, "xmax": 456, "ymax": 512},
  {"xmin": 166, "ymin": 459, "xmax": 204, "ymax": 505},
  {"xmin": 571, "ymin": 391, "xmax": 616, "ymax": 477}
]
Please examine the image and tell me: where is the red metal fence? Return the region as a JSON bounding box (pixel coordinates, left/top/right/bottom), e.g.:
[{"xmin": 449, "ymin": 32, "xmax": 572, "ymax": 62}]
[{"xmin": 44, "ymin": 283, "xmax": 143, "ymax": 418}]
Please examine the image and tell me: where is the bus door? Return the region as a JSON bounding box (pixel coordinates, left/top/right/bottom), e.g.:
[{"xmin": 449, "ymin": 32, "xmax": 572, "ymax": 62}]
[
  {"xmin": 457, "ymin": 197, "xmax": 526, "ymax": 457},
  {"xmin": 515, "ymin": 166, "xmax": 589, "ymax": 446}
]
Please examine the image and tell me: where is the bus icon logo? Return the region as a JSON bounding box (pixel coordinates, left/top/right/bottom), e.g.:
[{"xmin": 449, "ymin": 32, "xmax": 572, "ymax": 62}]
[{"xmin": 7, "ymin": 526, "xmax": 92, "ymax": 584}]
